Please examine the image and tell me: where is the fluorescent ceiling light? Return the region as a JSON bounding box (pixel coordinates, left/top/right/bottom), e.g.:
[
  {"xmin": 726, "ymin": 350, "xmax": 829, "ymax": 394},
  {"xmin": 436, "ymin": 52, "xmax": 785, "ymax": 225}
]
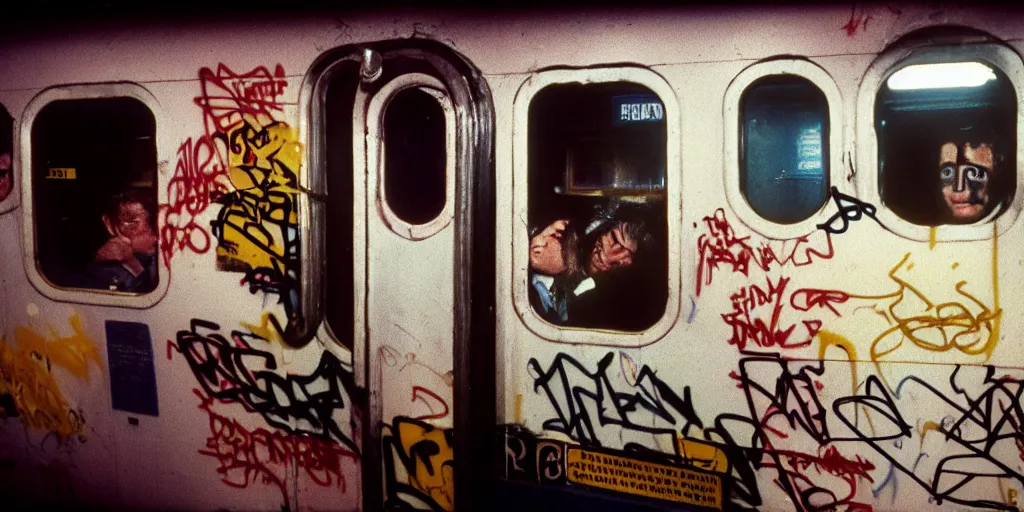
[{"xmin": 887, "ymin": 62, "xmax": 997, "ymax": 90}]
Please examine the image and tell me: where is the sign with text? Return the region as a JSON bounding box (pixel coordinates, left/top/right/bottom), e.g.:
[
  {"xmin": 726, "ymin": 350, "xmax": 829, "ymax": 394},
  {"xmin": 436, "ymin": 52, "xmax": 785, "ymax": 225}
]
[
  {"xmin": 566, "ymin": 447, "xmax": 722, "ymax": 510},
  {"xmin": 46, "ymin": 168, "xmax": 77, "ymax": 180},
  {"xmin": 106, "ymin": 320, "xmax": 159, "ymax": 416},
  {"xmin": 612, "ymin": 94, "xmax": 664, "ymax": 125}
]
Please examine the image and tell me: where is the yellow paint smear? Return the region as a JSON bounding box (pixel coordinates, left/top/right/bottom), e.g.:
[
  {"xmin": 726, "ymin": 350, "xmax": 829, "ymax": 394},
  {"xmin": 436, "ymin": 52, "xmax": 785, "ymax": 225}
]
[
  {"xmin": 817, "ymin": 330, "xmax": 858, "ymax": 397},
  {"xmin": 514, "ymin": 394, "xmax": 523, "ymax": 424},
  {"xmin": 0, "ymin": 313, "xmax": 103, "ymax": 439},
  {"xmin": 929, "ymin": 227, "xmax": 936, "ymax": 250},
  {"xmin": 842, "ymin": 252, "xmax": 1001, "ymax": 382},
  {"xmin": 919, "ymin": 420, "xmax": 941, "ymax": 451},
  {"xmin": 241, "ymin": 312, "xmax": 286, "ymax": 345}
]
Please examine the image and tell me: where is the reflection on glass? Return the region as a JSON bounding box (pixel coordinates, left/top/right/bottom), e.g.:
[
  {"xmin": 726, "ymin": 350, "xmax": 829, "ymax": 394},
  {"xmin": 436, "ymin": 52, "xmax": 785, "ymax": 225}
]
[{"xmin": 741, "ymin": 75, "xmax": 829, "ymax": 224}]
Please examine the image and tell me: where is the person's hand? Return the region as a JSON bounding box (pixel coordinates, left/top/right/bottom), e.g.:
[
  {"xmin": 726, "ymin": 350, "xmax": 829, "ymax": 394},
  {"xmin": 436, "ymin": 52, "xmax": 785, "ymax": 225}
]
[
  {"xmin": 131, "ymin": 230, "xmax": 158, "ymax": 256},
  {"xmin": 95, "ymin": 236, "xmax": 134, "ymax": 263}
]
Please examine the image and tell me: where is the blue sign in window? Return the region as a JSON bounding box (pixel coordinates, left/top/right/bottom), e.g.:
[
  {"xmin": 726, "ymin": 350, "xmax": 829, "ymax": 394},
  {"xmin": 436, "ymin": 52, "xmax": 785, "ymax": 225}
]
[{"xmin": 612, "ymin": 94, "xmax": 664, "ymax": 124}]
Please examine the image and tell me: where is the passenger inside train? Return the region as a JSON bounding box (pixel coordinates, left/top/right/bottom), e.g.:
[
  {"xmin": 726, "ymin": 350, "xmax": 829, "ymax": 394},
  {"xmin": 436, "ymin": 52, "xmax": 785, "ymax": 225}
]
[
  {"xmin": 877, "ymin": 60, "xmax": 1016, "ymax": 226},
  {"xmin": 528, "ymin": 81, "xmax": 668, "ymax": 331},
  {"xmin": 937, "ymin": 130, "xmax": 1002, "ymax": 224},
  {"xmin": 77, "ymin": 190, "xmax": 159, "ymax": 293},
  {"xmin": 32, "ymin": 96, "xmax": 158, "ymax": 291}
]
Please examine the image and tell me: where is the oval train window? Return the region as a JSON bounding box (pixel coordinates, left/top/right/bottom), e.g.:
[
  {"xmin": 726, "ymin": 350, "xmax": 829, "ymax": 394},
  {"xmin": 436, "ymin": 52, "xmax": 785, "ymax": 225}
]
[
  {"xmin": 740, "ymin": 75, "xmax": 829, "ymax": 224},
  {"xmin": 383, "ymin": 87, "xmax": 447, "ymax": 225},
  {"xmin": 31, "ymin": 97, "xmax": 158, "ymax": 293},
  {"xmin": 877, "ymin": 60, "xmax": 1017, "ymax": 226},
  {"xmin": 526, "ymin": 81, "xmax": 668, "ymax": 332}
]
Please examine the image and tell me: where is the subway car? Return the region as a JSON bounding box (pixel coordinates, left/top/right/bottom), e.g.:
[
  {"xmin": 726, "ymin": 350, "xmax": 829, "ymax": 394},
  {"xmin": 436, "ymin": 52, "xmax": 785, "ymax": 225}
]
[{"xmin": 1, "ymin": 3, "xmax": 1024, "ymax": 511}]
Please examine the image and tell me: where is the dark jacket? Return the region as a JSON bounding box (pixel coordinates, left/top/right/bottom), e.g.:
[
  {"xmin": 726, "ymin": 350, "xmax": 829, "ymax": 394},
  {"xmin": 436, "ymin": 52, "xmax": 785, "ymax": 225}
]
[
  {"xmin": 566, "ymin": 268, "xmax": 665, "ymax": 332},
  {"xmin": 79, "ymin": 252, "xmax": 158, "ymax": 293}
]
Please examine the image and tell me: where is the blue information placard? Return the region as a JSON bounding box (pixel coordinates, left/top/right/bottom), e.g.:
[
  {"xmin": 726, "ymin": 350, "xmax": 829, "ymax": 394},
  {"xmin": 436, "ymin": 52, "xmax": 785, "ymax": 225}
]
[
  {"xmin": 105, "ymin": 320, "xmax": 159, "ymax": 417},
  {"xmin": 612, "ymin": 94, "xmax": 664, "ymax": 125}
]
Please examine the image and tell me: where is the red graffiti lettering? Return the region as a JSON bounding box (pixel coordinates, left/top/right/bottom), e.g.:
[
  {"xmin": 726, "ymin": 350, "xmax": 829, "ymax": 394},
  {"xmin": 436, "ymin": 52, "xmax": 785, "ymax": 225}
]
[
  {"xmin": 696, "ymin": 209, "xmax": 833, "ymax": 296},
  {"xmin": 723, "ymin": 277, "xmax": 817, "ymax": 350},
  {"xmin": 790, "ymin": 288, "xmax": 851, "ymax": 317},
  {"xmin": 195, "ymin": 390, "xmax": 357, "ymax": 508},
  {"xmin": 157, "ymin": 136, "xmax": 225, "ymax": 267}
]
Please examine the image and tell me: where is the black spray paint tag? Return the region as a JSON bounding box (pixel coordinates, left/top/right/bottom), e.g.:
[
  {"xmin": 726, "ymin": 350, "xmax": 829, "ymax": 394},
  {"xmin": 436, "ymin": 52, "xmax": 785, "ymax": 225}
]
[{"xmin": 106, "ymin": 320, "xmax": 159, "ymax": 417}]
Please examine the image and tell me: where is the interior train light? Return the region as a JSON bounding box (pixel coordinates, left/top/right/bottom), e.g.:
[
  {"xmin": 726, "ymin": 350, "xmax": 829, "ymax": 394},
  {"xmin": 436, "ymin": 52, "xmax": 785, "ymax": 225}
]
[{"xmin": 887, "ymin": 62, "xmax": 997, "ymax": 90}]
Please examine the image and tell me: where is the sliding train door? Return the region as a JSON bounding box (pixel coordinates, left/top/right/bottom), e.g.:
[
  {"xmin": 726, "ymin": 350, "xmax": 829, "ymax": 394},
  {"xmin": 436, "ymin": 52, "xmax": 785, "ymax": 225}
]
[{"xmin": 313, "ymin": 41, "xmax": 494, "ymax": 511}]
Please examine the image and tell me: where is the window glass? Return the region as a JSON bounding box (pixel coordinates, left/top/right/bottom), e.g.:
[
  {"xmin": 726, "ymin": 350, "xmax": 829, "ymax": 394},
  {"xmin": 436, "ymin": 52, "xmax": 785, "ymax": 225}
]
[
  {"xmin": 383, "ymin": 87, "xmax": 446, "ymax": 225},
  {"xmin": 740, "ymin": 75, "xmax": 829, "ymax": 223},
  {"xmin": 0, "ymin": 106, "xmax": 11, "ymax": 203},
  {"xmin": 527, "ymin": 82, "xmax": 668, "ymax": 332},
  {"xmin": 32, "ymin": 97, "xmax": 158, "ymax": 293},
  {"xmin": 877, "ymin": 60, "xmax": 1017, "ymax": 225}
]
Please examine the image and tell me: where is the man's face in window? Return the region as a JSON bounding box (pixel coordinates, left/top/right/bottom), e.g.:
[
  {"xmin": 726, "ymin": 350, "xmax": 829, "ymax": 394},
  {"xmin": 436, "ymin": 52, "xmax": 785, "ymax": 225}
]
[
  {"xmin": 939, "ymin": 141, "xmax": 994, "ymax": 223},
  {"xmin": 530, "ymin": 220, "xmax": 568, "ymax": 276},
  {"xmin": 587, "ymin": 222, "xmax": 637, "ymax": 275},
  {"xmin": 105, "ymin": 200, "xmax": 157, "ymax": 255}
]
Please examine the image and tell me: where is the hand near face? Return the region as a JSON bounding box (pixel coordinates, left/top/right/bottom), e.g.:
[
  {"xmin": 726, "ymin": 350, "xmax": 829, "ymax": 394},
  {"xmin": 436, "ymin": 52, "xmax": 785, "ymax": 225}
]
[
  {"xmin": 530, "ymin": 220, "xmax": 569, "ymax": 276},
  {"xmin": 95, "ymin": 236, "xmax": 135, "ymax": 263},
  {"xmin": 587, "ymin": 222, "xmax": 637, "ymax": 275},
  {"xmin": 103, "ymin": 201, "xmax": 158, "ymax": 257}
]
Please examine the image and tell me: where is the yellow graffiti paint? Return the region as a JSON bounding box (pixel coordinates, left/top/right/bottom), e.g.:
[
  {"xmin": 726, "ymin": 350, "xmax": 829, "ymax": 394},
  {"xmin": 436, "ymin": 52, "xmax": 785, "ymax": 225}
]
[
  {"xmin": 13, "ymin": 313, "xmax": 103, "ymax": 381},
  {"xmin": 817, "ymin": 329, "xmax": 858, "ymax": 396},
  {"xmin": 215, "ymin": 118, "xmax": 301, "ymax": 273},
  {"xmin": 0, "ymin": 314, "xmax": 103, "ymax": 439},
  {"xmin": 241, "ymin": 312, "xmax": 286, "ymax": 346},
  {"xmin": 514, "ymin": 394, "xmax": 522, "ymax": 424},
  {"xmin": 842, "ymin": 253, "xmax": 1001, "ymax": 377},
  {"xmin": 676, "ymin": 437, "xmax": 729, "ymax": 474},
  {"xmin": 918, "ymin": 420, "xmax": 941, "ymax": 451},
  {"xmin": 397, "ymin": 420, "xmax": 454, "ymax": 511}
]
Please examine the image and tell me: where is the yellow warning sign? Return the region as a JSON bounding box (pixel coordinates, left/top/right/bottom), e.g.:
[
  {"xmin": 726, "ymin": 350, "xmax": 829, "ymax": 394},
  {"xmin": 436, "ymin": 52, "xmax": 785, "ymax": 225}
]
[
  {"xmin": 566, "ymin": 448, "xmax": 723, "ymax": 510},
  {"xmin": 46, "ymin": 168, "xmax": 76, "ymax": 180}
]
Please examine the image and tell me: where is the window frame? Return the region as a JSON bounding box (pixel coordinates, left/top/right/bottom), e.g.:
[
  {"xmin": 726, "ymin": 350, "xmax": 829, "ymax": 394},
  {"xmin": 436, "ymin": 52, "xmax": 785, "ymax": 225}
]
[
  {"xmin": 0, "ymin": 102, "xmax": 15, "ymax": 214},
  {"xmin": 366, "ymin": 73, "xmax": 456, "ymax": 240},
  {"xmin": 19, "ymin": 83, "xmax": 169, "ymax": 308},
  {"xmin": 724, "ymin": 58, "xmax": 846, "ymax": 238},
  {"xmin": 856, "ymin": 41, "xmax": 1024, "ymax": 242},
  {"xmin": 511, "ymin": 66, "xmax": 681, "ymax": 347}
]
